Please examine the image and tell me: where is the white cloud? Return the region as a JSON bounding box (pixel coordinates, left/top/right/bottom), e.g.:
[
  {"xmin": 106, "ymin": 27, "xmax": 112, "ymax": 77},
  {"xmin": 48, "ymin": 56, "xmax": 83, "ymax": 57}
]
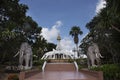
[
  {"xmin": 52, "ymin": 21, "xmax": 63, "ymax": 28},
  {"xmin": 41, "ymin": 21, "xmax": 62, "ymax": 42},
  {"xmin": 96, "ymin": 0, "xmax": 106, "ymax": 13},
  {"xmin": 60, "ymin": 37, "xmax": 74, "ymax": 50}
]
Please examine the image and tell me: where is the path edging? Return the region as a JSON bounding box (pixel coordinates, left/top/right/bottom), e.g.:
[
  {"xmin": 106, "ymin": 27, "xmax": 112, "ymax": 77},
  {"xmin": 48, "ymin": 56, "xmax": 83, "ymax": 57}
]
[{"xmin": 19, "ymin": 69, "xmax": 40, "ymax": 80}]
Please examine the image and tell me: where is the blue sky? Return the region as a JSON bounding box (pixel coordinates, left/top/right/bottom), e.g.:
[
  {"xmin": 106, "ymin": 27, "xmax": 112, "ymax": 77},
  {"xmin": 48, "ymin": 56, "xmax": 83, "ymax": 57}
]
[{"xmin": 20, "ymin": 0, "xmax": 105, "ymax": 50}]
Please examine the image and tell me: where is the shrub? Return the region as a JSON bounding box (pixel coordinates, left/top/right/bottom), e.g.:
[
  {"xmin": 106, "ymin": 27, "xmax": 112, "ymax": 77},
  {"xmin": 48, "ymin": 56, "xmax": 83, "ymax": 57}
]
[
  {"xmin": 39, "ymin": 65, "xmax": 42, "ymax": 70},
  {"xmin": 90, "ymin": 64, "xmax": 120, "ymax": 80},
  {"xmin": 33, "ymin": 59, "xmax": 45, "ymax": 66},
  {"xmin": 75, "ymin": 58, "xmax": 87, "ymax": 68},
  {"xmin": 78, "ymin": 65, "xmax": 83, "ymax": 70},
  {"xmin": 68, "ymin": 59, "xmax": 74, "ymax": 63}
]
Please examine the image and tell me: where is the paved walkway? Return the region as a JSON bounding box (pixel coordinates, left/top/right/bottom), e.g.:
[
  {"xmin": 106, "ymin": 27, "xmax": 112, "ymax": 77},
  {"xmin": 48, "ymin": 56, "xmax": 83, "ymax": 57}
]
[
  {"xmin": 26, "ymin": 71, "xmax": 97, "ymax": 80},
  {"xmin": 25, "ymin": 63, "xmax": 98, "ymax": 80}
]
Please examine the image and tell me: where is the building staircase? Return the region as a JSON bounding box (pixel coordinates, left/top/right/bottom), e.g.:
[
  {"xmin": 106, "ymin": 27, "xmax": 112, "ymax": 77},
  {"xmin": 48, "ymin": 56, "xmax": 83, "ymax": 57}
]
[{"xmin": 44, "ymin": 63, "xmax": 76, "ymax": 71}]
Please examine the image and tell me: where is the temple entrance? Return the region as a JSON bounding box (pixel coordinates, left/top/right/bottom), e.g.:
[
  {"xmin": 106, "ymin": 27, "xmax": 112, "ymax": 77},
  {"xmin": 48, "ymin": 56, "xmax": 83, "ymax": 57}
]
[
  {"xmin": 55, "ymin": 54, "xmax": 62, "ymax": 59},
  {"xmin": 41, "ymin": 34, "xmax": 75, "ymax": 60}
]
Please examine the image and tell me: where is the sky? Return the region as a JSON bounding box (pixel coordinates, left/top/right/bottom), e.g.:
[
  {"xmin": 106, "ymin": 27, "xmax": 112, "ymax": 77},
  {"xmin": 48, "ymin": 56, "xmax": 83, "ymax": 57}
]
[{"xmin": 20, "ymin": 0, "xmax": 106, "ymax": 50}]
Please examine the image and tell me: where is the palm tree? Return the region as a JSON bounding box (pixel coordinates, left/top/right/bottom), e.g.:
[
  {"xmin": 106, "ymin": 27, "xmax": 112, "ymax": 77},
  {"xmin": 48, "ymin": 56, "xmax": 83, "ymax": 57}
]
[{"xmin": 69, "ymin": 26, "xmax": 83, "ymax": 57}]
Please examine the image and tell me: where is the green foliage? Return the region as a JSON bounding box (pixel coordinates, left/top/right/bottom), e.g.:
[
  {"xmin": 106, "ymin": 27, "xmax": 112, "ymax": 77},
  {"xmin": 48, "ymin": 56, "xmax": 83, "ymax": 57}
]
[
  {"xmin": 0, "ymin": 0, "xmax": 28, "ymax": 28},
  {"xmin": 0, "ymin": 0, "xmax": 28, "ymax": 64},
  {"xmin": 90, "ymin": 64, "xmax": 120, "ymax": 80},
  {"xmin": 33, "ymin": 59, "xmax": 45, "ymax": 70},
  {"xmin": 0, "ymin": 0, "xmax": 50, "ymax": 66},
  {"xmin": 33, "ymin": 38, "xmax": 56, "ymax": 60},
  {"xmin": 47, "ymin": 43, "xmax": 56, "ymax": 51},
  {"xmin": 33, "ymin": 59, "xmax": 45, "ymax": 66},
  {"xmin": 75, "ymin": 58, "xmax": 87, "ymax": 69},
  {"xmin": 68, "ymin": 59, "xmax": 74, "ymax": 63},
  {"xmin": 69, "ymin": 26, "xmax": 83, "ymax": 57},
  {"xmin": 69, "ymin": 26, "xmax": 83, "ymax": 44},
  {"xmin": 78, "ymin": 65, "xmax": 83, "ymax": 70},
  {"xmin": 69, "ymin": 26, "xmax": 83, "ymax": 37},
  {"xmin": 80, "ymin": 0, "xmax": 120, "ymax": 64},
  {"xmin": 38, "ymin": 65, "xmax": 42, "ymax": 71}
]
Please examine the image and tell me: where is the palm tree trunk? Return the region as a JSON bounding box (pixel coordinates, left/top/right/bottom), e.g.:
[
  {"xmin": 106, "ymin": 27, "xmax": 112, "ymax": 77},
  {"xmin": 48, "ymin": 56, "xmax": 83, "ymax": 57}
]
[{"xmin": 76, "ymin": 44, "xmax": 79, "ymax": 57}]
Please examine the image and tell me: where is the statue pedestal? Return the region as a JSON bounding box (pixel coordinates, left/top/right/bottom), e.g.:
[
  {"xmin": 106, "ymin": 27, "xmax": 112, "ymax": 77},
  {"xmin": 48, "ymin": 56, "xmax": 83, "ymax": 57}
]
[
  {"xmin": 24, "ymin": 66, "xmax": 32, "ymax": 70},
  {"xmin": 19, "ymin": 65, "xmax": 32, "ymax": 70}
]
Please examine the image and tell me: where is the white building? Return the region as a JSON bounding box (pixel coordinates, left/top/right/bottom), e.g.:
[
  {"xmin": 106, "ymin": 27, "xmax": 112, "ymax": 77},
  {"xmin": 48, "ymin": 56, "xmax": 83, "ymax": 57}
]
[{"xmin": 41, "ymin": 34, "xmax": 87, "ymax": 60}]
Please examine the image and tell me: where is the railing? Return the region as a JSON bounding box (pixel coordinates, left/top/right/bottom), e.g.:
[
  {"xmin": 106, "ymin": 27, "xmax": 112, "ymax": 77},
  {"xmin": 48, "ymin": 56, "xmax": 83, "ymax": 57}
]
[
  {"xmin": 73, "ymin": 61, "xmax": 78, "ymax": 71},
  {"xmin": 42, "ymin": 61, "xmax": 47, "ymax": 72}
]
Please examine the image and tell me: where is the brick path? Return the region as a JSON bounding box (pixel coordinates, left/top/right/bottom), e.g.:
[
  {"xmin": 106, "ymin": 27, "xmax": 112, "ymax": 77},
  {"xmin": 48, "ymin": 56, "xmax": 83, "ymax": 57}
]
[
  {"xmin": 25, "ymin": 63, "xmax": 98, "ymax": 80},
  {"xmin": 26, "ymin": 71, "xmax": 97, "ymax": 80}
]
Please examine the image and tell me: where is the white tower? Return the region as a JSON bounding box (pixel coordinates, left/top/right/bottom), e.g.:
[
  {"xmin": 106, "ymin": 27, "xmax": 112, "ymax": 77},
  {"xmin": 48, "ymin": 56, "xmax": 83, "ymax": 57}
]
[{"xmin": 56, "ymin": 34, "xmax": 62, "ymax": 51}]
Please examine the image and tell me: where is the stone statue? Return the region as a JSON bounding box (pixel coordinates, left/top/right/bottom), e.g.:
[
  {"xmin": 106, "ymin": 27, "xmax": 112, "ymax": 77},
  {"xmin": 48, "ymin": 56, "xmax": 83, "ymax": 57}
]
[
  {"xmin": 14, "ymin": 42, "xmax": 33, "ymax": 70},
  {"xmin": 87, "ymin": 42, "xmax": 103, "ymax": 67}
]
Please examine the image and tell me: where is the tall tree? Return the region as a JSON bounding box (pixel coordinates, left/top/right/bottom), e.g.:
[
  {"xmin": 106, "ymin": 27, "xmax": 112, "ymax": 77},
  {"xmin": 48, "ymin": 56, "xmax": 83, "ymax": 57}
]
[
  {"xmin": 69, "ymin": 26, "xmax": 83, "ymax": 57},
  {"xmin": 0, "ymin": 0, "xmax": 28, "ymax": 63},
  {"xmin": 0, "ymin": 0, "xmax": 44, "ymax": 64},
  {"xmin": 84, "ymin": 0, "xmax": 120, "ymax": 64},
  {"xmin": 105, "ymin": 0, "xmax": 120, "ymax": 32}
]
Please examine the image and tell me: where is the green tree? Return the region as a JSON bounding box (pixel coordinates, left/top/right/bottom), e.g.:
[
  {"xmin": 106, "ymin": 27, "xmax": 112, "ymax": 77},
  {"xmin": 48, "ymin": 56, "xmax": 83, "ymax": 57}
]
[
  {"xmin": 0, "ymin": 0, "xmax": 44, "ymax": 64},
  {"xmin": 105, "ymin": 0, "xmax": 120, "ymax": 32},
  {"xmin": 0, "ymin": 0, "xmax": 28, "ymax": 64},
  {"xmin": 69, "ymin": 26, "xmax": 83, "ymax": 57},
  {"xmin": 32, "ymin": 35, "xmax": 47, "ymax": 60},
  {"xmin": 47, "ymin": 43, "xmax": 56, "ymax": 51},
  {"xmin": 33, "ymin": 35, "xmax": 56, "ymax": 60},
  {"xmin": 83, "ymin": 0, "xmax": 120, "ymax": 64}
]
